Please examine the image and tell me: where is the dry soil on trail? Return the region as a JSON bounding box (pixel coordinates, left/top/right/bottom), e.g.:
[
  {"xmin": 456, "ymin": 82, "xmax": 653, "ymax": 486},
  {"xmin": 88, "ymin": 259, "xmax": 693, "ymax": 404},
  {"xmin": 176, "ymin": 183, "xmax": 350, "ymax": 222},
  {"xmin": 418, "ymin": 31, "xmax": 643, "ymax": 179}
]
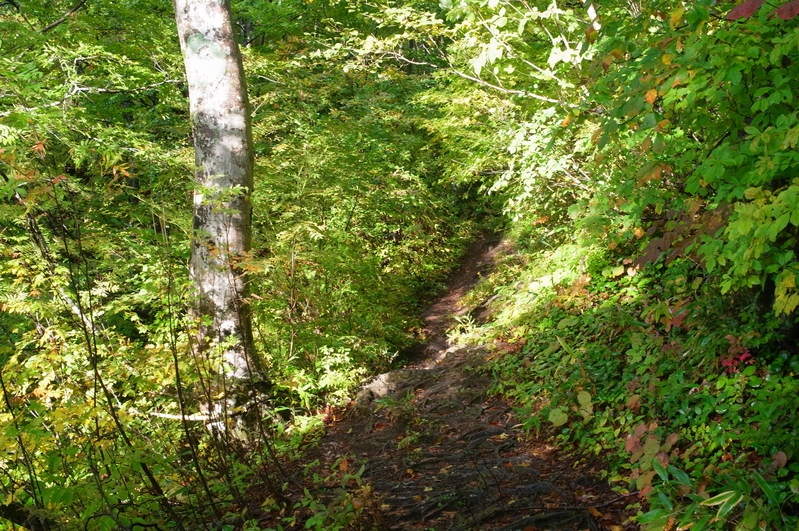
[{"xmin": 291, "ymin": 235, "xmax": 637, "ymax": 530}]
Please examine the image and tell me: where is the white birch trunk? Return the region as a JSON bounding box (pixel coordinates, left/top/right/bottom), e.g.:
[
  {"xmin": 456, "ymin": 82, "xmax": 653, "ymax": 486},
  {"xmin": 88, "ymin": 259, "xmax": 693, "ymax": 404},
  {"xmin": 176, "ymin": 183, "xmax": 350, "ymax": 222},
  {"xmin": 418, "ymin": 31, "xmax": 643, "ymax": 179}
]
[{"xmin": 172, "ymin": 0, "xmax": 260, "ymax": 386}]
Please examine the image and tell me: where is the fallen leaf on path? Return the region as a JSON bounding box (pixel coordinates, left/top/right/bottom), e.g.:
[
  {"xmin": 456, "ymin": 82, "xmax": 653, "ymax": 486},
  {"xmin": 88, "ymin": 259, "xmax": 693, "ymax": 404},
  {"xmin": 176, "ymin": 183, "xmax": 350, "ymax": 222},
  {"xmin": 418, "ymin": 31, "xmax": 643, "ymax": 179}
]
[{"xmin": 587, "ymin": 506, "xmax": 603, "ymax": 517}]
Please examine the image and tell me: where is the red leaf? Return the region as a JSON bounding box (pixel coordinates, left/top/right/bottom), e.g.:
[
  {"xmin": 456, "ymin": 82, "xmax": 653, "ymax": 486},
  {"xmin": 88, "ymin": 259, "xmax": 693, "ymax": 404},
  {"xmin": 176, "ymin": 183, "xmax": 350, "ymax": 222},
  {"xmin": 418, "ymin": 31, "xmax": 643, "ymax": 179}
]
[
  {"xmin": 773, "ymin": 451, "xmax": 788, "ymax": 468},
  {"xmin": 776, "ymin": 0, "xmax": 799, "ymax": 19},
  {"xmin": 625, "ymin": 434, "xmax": 643, "ymax": 453},
  {"xmin": 665, "ymin": 433, "xmax": 680, "ymax": 447},
  {"xmin": 671, "ymin": 309, "xmax": 688, "ymax": 329},
  {"xmin": 726, "ymin": 0, "xmax": 766, "ymax": 19},
  {"xmin": 626, "ymin": 394, "xmax": 642, "ymax": 412}
]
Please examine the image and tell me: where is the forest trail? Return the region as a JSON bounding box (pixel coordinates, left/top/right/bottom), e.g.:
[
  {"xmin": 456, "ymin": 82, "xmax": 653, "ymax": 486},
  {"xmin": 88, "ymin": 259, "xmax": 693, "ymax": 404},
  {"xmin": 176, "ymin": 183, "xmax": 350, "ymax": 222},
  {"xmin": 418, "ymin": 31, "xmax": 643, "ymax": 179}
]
[{"xmin": 294, "ymin": 235, "xmax": 636, "ymax": 530}]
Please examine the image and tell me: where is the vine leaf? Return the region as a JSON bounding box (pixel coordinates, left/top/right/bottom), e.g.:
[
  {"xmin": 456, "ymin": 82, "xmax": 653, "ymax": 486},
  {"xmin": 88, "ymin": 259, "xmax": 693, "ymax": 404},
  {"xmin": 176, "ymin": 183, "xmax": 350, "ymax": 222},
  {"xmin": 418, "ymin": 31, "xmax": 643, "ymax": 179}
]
[{"xmin": 726, "ymin": 0, "xmax": 765, "ymax": 20}]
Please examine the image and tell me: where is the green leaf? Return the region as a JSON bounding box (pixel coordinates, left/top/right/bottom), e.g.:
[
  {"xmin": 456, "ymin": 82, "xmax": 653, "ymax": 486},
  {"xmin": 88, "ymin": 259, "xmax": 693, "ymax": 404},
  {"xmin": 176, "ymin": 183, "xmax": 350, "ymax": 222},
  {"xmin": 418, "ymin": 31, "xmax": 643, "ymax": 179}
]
[
  {"xmin": 652, "ymin": 458, "xmax": 668, "ymax": 482},
  {"xmin": 640, "ymin": 113, "xmax": 657, "ymax": 130},
  {"xmin": 717, "ymin": 491, "xmax": 744, "ymax": 518},
  {"xmin": 701, "ymin": 490, "xmax": 738, "ymax": 507},
  {"xmin": 752, "ymin": 472, "xmax": 779, "ymax": 505},
  {"xmin": 657, "ymin": 489, "xmax": 673, "ymax": 511},
  {"xmin": 622, "ymin": 97, "xmax": 645, "ymax": 118},
  {"xmin": 577, "ymin": 390, "xmax": 592, "ymax": 408},
  {"xmin": 548, "ymin": 407, "xmax": 568, "ymax": 427},
  {"xmin": 667, "ymin": 465, "xmax": 692, "ymax": 486},
  {"xmin": 637, "ymin": 508, "xmax": 672, "ymax": 526},
  {"xmin": 769, "ymin": 212, "xmax": 790, "ymax": 241}
]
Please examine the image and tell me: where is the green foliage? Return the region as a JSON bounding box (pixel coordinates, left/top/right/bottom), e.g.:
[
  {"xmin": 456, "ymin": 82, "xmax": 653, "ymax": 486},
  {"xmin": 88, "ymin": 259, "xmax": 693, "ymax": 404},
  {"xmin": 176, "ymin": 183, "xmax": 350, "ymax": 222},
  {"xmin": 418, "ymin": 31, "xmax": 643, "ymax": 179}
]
[
  {"xmin": 460, "ymin": 232, "xmax": 798, "ymax": 529},
  {"xmin": 582, "ymin": 0, "xmax": 799, "ymax": 313},
  {"xmin": 3, "ymin": 0, "xmax": 799, "ymax": 527},
  {"xmin": 0, "ymin": 0, "xmax": 471, "ymax": 526},
  {"xmin": 281, "ymin": 458, "xmax": 373, "ymax": 530},
  {"xmin": 431, "ymin": 0, "xmax": 799, "ymax": 524},
  {"xmin": 242, "ymin": 30, "xmax": 474, "ymax": 407}
]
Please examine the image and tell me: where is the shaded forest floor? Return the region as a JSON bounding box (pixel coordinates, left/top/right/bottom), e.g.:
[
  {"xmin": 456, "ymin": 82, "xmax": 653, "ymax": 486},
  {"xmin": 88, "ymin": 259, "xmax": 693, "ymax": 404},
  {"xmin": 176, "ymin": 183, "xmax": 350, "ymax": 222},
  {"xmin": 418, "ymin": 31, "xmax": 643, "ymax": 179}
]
[{"xmin": 262, "ymin": 236, "xmax": 638, "ymax": 530}]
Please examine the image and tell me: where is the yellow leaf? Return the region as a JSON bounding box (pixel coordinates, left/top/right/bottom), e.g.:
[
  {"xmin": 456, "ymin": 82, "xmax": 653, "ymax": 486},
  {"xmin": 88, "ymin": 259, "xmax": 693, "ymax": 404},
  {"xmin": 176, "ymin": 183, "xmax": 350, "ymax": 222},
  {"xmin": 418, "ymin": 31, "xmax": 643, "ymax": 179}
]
[
  {"xmin": 588, "ymin": 506, "xmax": 603, "ymax": 517},
  {"xmin": 670, "ymin": 7, "xmax": 685, "ymax": 29},
  {"xmin": 662, "ymin": 54, "xmax": 674, "ymax": 65},
  {"xmin": 645, "ymin": 89, "xmax": 658, "ymax": 105}
]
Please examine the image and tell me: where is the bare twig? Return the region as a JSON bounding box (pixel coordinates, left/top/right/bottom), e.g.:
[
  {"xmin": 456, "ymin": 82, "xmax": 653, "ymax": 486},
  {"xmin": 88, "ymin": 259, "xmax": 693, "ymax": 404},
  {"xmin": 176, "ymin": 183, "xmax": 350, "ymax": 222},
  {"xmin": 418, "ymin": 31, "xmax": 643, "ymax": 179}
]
[
  {"xmin": 41, "ymin": 0, "xmax": 87, "ymax": 34},
  {"xmin": 254, "ymin": 74, "xmax": 285, "ymax": 85}
]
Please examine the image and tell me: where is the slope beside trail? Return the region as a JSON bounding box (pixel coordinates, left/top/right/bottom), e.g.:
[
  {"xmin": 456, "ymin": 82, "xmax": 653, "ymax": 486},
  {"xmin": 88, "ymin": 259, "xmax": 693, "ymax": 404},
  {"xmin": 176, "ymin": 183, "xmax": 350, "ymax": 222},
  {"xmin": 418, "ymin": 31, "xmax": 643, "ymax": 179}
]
[{"xmin": 290, "ymin": 235, "xmax": 637, "ymax": 530}]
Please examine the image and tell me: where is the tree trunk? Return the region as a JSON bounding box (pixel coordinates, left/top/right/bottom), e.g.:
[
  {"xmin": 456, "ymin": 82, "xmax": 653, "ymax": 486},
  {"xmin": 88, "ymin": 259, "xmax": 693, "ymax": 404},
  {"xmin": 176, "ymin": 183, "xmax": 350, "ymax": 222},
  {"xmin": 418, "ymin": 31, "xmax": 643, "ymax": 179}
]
[{"xmin": 172, "ymin": 0, "xmax": 261, "ymax": 396}]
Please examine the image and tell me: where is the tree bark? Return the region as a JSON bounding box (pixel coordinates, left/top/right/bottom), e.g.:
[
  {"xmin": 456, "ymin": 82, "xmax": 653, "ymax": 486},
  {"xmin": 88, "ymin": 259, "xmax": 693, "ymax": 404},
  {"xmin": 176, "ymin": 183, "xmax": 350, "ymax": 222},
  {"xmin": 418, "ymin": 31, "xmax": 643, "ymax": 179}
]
[{"xmin": 172, "ymin": 0, "xmax": 261, "ymax": 394}]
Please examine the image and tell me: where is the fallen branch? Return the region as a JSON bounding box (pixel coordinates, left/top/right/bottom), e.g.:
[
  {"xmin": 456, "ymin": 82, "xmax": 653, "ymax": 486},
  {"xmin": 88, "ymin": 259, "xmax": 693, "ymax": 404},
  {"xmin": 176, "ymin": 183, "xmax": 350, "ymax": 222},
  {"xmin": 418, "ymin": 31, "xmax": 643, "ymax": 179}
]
[{"xmin": 504, "ymin": 490, "xmax": 640, "ymax": 513}]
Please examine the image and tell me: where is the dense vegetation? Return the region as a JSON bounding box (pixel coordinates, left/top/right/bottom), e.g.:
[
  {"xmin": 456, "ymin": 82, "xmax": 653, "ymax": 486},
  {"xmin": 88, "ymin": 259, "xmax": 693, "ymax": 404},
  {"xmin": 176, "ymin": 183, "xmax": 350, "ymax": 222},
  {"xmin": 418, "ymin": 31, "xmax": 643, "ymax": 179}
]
[{"xmin": 0, "ymin": 0, "xmax": 797, "ymax": 529}]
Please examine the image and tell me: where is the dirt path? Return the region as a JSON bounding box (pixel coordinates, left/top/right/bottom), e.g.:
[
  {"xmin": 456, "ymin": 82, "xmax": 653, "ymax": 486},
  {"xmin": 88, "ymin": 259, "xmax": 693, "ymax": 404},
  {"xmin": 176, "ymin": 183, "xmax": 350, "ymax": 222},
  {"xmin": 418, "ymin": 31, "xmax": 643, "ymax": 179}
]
[{"xmin": 284, "ymin": 235, "xmax": 635, "ymax": 530}]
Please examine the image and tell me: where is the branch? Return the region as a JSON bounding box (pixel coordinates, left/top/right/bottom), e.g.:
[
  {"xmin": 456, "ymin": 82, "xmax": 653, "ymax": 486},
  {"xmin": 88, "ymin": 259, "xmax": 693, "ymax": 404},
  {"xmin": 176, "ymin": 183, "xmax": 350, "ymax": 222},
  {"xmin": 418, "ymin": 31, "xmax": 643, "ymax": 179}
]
[
  {"xmin": 0, "ymin": 79, "xmax": 182, "ymax": 118},
  {"xmin": 369, "ymin": 47, "xmax": 579, "ymax": 108},
  {"xmin": 0, "ymin": 100, "xmax": 63, "ymax": 118},
  {"xmin": 425, "ymin": 37, "xmax": 579, "ymax": 108},
  {"xmin": 40, "ymin": 0, "xmax": 87, "ymax": 34},
  {"xmin": 132, "ymin": 408, "xmax": 210, "ymax": 421},
  {"xmin": 24, "ymin": 210, "xmax": 100, "ymax": 335},
  {"xmin": 504, "ymin": 491, "xmax": 640, "ymax": 513},
  {"xmin": 474, "ymin": 12, "xmax": 572, "ymax": 88},
  {"xmin": 375, "ymin": 51, "xmax": 439, "ymax": 68},
  {"xmin": 254, "ymin": 74, "xmax": 285, "ymax": 85},
  {"xmin": 70, "ymin": 78, "xmax": 183, "ymax": 95},
  {"xmin": 446, "ymin": 64, "xmax": 578, "ymax": 107}
]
